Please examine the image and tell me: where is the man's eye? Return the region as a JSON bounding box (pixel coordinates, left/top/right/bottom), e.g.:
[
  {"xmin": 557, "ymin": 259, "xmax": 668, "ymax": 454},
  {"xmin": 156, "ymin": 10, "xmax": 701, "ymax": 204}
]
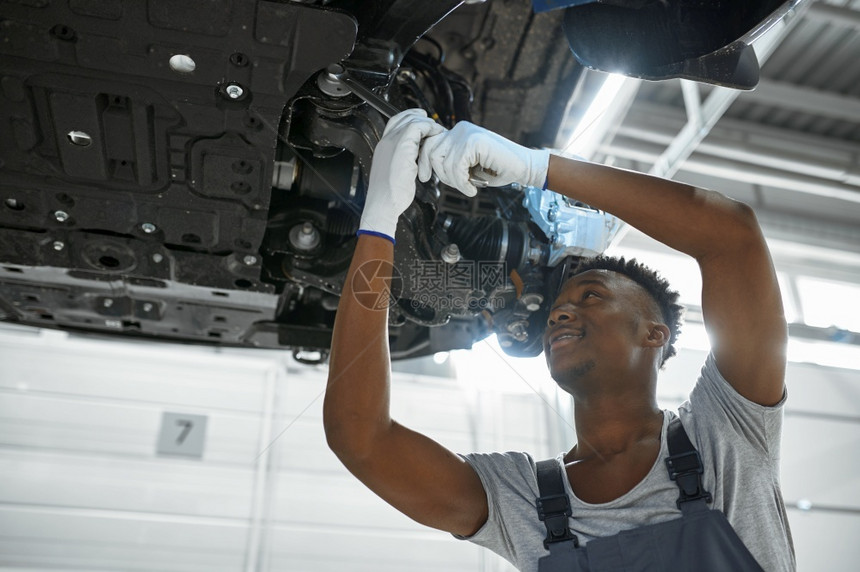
[{"xmin": 583, "ymin": 290, "xmax": 599, "ymax": 299}]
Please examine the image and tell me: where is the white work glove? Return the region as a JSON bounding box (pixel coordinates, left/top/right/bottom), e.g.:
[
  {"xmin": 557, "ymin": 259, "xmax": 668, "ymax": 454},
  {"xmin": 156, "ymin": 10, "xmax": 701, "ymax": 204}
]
[
  {"xmin": 417, "ymin": 121, "xmax": 550, "ymax": 197},
  {"xmin": 358, "ymin": 109, "xmax": 444, "ymax": 243}
]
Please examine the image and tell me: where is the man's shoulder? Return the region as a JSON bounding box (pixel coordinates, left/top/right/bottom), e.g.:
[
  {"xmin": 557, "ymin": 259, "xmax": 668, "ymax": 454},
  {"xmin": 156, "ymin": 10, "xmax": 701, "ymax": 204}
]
[
  {"xmin": 462, "ymin": 450, "xmax": 538, "ymax": 472},
  {"xmin": 677, "ymin": 352, "xmax": 785, "ymax": 457},
  {"xmin": 462, "ymin": 451, "xmax": 545, "ymax": 497}
]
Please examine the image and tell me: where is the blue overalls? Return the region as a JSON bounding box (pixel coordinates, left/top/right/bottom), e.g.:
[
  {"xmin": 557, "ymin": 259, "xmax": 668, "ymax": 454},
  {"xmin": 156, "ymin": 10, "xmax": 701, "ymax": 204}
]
[{"xmin": 535, "ymin": 418, "xmax": 764, "ymax": 571}]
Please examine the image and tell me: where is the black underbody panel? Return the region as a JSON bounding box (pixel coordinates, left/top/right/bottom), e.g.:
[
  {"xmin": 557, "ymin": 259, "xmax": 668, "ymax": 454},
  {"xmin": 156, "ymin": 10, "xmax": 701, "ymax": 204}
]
[{"xmin": 0, "ymin": 1, "xmax": 580, "ymax": 362}]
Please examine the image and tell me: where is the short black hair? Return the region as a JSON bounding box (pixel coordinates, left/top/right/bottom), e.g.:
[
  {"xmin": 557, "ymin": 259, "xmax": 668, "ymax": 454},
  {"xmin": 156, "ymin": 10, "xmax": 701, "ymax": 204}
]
[{"xmin": 565, "ymin": 255, "xmax": 684, "ymax": 367}]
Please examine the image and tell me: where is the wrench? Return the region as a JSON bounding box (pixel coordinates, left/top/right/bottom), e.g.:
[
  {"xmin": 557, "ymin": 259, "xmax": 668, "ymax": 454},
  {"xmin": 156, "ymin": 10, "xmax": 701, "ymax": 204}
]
[{"xmin": 321, "ymin": 65, "xmax": 494, "ymax": 188}]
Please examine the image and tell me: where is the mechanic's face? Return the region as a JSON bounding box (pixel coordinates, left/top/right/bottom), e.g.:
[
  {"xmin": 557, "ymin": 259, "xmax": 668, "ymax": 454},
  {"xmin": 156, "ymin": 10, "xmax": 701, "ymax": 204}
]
[{"xmin": 543, "ymin": 269, "xmax": 659, "ymax": 392}]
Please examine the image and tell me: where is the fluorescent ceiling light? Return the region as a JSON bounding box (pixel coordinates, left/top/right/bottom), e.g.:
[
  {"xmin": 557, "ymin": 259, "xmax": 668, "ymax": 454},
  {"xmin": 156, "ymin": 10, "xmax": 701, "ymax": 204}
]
[{"xmin": 560, "ymin": 73, "xmax": 639, "ymax": 160}]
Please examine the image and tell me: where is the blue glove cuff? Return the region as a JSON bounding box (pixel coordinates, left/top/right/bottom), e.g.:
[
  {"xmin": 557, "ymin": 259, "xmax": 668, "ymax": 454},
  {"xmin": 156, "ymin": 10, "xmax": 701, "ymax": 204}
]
[{"xmin": 357, "ymin": 229, "xmax": 396, "ymax": 245}]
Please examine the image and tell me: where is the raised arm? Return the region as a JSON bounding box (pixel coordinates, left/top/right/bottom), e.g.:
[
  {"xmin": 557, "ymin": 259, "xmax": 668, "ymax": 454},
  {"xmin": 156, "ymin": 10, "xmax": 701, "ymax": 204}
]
[
  {"xmin": 421, "ymin": 121, "xmax": 787, "ymax": 406},
  {"xmin": 545, "ymin": 156, "xmax": 786, "ymax": 405},
  {"xmin": 323, "ymin": 110, "xmax": 488, "ymax": 537}
]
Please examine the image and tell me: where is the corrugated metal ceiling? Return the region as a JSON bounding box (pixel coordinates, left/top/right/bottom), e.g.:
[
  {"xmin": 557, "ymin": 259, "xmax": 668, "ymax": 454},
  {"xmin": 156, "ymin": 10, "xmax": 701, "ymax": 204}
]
[
  {"xmin": 635, "ymin": 0, "xmax": 860, "ymax": 143},
  {"xmin": 596, "ymin": 0, "xmax": 860, "ymax": 265}
]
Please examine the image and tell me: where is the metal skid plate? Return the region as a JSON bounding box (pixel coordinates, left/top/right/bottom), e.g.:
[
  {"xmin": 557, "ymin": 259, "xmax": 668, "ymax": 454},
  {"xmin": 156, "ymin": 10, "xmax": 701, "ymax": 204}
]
[{"xmin": 0, "ymin": 1, "xmax": 356, "ymax": 347}]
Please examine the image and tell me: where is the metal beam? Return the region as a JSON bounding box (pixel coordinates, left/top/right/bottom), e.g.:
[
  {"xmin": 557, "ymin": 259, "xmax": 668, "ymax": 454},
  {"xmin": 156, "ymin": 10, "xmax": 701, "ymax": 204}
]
[
  {"xmin": 805, "ymin": 2, "xmax": 860, "ymax": 31},
  {"xmin": 648, "ymin": 82, "xmax": 737, "ymax": 179},
  {"xmin": 646, "ymin": 0, "xmax": 812, "ymax": 180},
  {"xmin": 602, "ymin": 137, "xmax": 860, "ymax": 205},
  {"xmin": 681, "ymin": 304, "xmax": 860, "ymax": 347},
  {"xmin": 617, "ymin": 107, "xmax": 860, "ymax": 186},
  {"xmin": 626, "ymin": 102, "xmax": 860, "ymax": 161},
  {"xmin": 743, "ymin": 79, "xmax": 860, "ymax": 123},
  {"xmin": 615, "ymin": 215, "xmax": 860, "ymax": 282}
]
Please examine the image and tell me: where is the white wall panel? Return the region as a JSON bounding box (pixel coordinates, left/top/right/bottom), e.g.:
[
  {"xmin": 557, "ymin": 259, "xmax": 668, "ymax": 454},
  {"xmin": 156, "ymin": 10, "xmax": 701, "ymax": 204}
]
[
  {"xmin": 1, "ymin": 450, "xmax": 254, "ymax": 518},
  {"xmin": 781, "ymin": 416, "xmax": 860, "ymax": 510},
  {"xmin": 0, "ymin": 326, "xmax": 521, "ymax": 572},
  {"xmin": 3, "ymin": 324, "xmax": 858, "ymax": 571},
  {"xmin": 784, "ymin": 361, "xmax": 860, "ymax": 418},
  {"xmin": 0, "ymin": 394, "xmax": 261, "ymax": 464},
  {"xmin": 272, "ymin": 526, "xmax": 485, "ymax": 572},
  {"xmin": 788, "ymin": 511, "xmax": 860, "ymax": 572},
  {"xmin": 0, "ymin": 327, "xmax": 270, "ymax": 571},
  {"xmin": 0, "ymin": 506, "xmax": 248, "ymax": 571},
  {"xmin": 0, "ymin": 338, "xmax": 269, "ymax": 413}
]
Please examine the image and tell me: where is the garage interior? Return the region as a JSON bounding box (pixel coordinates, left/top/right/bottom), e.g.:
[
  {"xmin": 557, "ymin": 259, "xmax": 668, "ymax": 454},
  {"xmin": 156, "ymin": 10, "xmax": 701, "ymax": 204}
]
[{"xmin": 1, "ymin": 1, "xmax": 859, "ymax": 571}]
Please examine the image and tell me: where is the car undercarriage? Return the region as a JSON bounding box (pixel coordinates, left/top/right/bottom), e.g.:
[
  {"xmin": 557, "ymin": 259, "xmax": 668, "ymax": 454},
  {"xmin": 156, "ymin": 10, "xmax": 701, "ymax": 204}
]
[{"xmin": 0, "ymin": 0, "xmax": 790, "ymax": 363}]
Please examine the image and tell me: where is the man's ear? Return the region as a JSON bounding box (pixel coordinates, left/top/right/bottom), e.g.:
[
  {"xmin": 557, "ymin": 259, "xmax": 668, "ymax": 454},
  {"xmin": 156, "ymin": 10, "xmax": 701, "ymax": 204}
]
[{"xmin": 644, "ymin": 323, "xmax": 670, "ymax": 349}]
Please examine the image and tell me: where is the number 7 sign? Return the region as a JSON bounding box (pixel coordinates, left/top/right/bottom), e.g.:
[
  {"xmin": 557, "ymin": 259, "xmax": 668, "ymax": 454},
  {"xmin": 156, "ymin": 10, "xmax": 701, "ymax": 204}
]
[{"xmin": 156, "ymin": 412, "xmax": 208, "ymax": 458}]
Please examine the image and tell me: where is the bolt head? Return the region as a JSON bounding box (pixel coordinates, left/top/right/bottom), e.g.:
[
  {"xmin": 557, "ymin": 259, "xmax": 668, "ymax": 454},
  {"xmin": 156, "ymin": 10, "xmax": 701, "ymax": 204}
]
[
  {"xmin": 52, "ymin": 241, "xmax": 65, "ymax": 251},
  {"xmin": 243, "ymin": 255, "xmax": 258, "ymax": 266},
  {"xmin": 141, "ymin": 222, "xmax": 157, "ymax": 234},
  {"xmin": 521, "ymin": 292, "xmax": 544, "ymax": 312},
  {"xmin": 54, "ymin": 210, "xmax": 69, "ymax": 222},
  {"xmin": 440, "ymin": 243, "xmax": 461, "ymax": 264},
  {"xmin": 225, "ymin": 83, "xmax": 244, "ymax": 99},
  {"xmin": 325, "ymin": 63, "xmax": 345, "ymax": 78},
  {"xmin": 152, "ymin": 253, "xmax": 164, "ymax": 263}
]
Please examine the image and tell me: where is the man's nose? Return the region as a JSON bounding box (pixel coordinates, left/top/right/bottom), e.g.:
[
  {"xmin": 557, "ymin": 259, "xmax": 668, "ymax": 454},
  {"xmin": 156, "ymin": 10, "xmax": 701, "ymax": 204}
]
[{"xmin": 547, "ymin": 305, "xmax": 576, "ymax": 327}]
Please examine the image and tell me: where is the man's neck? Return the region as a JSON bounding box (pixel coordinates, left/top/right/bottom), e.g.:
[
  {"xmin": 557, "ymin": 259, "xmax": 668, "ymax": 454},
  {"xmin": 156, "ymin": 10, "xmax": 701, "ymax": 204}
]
[{"xmin": 568, "ymin": 391, "xmax": 662, "ymax": 461}]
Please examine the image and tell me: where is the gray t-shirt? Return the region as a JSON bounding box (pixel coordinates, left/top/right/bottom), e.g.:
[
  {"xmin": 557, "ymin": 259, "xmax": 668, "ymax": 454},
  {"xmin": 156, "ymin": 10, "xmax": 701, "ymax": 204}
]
[{"xmin": 458, "ymin": 353, "xmax": 795, "ymax": 571}]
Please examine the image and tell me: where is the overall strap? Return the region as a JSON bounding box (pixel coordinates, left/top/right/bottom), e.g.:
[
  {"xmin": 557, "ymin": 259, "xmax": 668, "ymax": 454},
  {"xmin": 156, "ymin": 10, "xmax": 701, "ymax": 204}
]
[
  {"xmin": 535, "ymin": 459, "xmax": 579, "ymax": 548},
  {"xmin": 665, "ymin": 417, "xmax": 713, "ymax": 512}
]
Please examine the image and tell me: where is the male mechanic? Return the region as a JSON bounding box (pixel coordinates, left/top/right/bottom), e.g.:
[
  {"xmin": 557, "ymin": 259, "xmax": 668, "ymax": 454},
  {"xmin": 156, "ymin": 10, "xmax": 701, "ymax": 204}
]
[{"xmin": 324, "ymin": 109, "xmax": 794, "ymax": 571}]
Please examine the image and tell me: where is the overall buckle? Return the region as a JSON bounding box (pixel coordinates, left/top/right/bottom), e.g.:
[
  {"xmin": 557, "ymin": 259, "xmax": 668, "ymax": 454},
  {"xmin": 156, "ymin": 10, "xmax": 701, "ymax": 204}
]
[
  {"xmin": 536, "ymin": 493, "xmax": 579, "ymax": 548},
  {"xmin": 666, "ymin": 450, "xmax": 713, "ymax": 509}
]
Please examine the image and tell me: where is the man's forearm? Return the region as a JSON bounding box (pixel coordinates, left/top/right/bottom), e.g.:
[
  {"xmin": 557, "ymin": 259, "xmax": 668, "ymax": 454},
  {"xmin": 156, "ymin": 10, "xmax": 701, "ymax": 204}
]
[
  {"xmin": 546, "ymin": 155, "xmax": 761, "ymax": 260},
  {"xmin": 324, "ymin": 235, "xmax": 395, "ymax": 460}
]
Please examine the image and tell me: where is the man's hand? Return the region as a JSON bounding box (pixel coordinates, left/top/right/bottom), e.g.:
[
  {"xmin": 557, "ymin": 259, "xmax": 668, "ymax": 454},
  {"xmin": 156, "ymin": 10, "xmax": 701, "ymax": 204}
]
[
  {"xmin": 358, "ymin": 109, "xmax": 443, "ymax": 242},
  {"xmin": 418, "ymin": 120, "xmax": 550, "ymax": 196}
]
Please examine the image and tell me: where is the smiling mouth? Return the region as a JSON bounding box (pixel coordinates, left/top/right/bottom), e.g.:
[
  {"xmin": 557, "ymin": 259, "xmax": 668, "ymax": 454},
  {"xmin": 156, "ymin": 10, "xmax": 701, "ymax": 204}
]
[{"xmin": 548, "ymin": 330, "xmax": 584, "ymax": 350}]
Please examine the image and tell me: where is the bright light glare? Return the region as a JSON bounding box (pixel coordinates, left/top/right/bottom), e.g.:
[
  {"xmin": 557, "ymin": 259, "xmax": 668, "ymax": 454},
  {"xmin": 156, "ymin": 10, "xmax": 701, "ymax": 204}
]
[
  {"xmin": 674, "ymin": 321, "xmax": 712, "ymax": 352},
  {"xmin": 604, "ymin": 243, "xmax": 701, "ymax": 306},
  {"xmin": 452, "ymin": 336, "xmax": 557, "ymax": 395},
  {"xmin": 775, "ymin": 273, "xmax": 799, "ymax": 324},
  {"xmin": 433, "ymin": 352, "xmax": 449, "ymax": 365},
  {"xmin": 564, "ymin": 73, "xmax": 628, "ymax": 155},
  {"xmin": 788, "ymin": 338, "xmax": 860, "ymax": 371},
  {"xmin": 796, "ymin": 277, "xmax": 860, "ymax": 331}
]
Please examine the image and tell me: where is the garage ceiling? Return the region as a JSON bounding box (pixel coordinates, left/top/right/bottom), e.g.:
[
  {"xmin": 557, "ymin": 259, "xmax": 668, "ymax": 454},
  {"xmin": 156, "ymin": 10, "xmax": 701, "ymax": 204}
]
[{"xmin": 585, "ymin": 0, "xmax": 860, "ymax": 268}]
